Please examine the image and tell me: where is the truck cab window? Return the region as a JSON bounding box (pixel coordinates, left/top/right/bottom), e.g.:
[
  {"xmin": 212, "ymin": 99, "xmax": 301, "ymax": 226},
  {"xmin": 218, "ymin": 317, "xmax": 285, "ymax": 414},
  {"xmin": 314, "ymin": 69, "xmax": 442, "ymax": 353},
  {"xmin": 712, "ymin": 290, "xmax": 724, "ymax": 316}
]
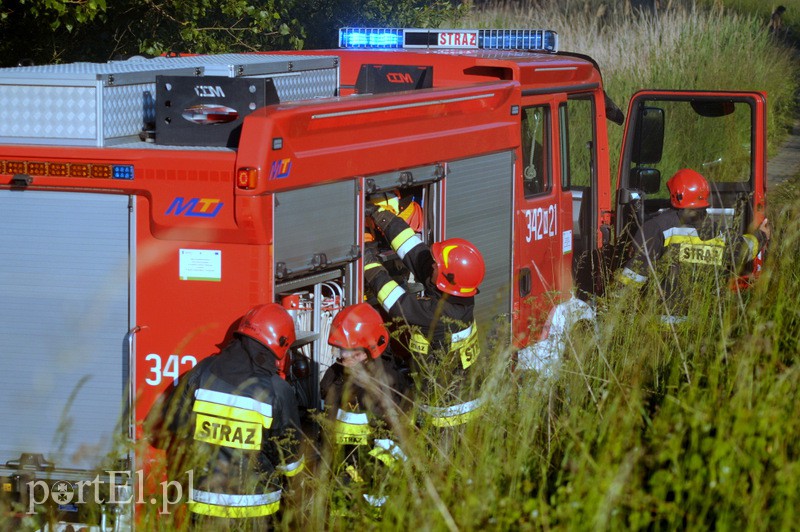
[{"xmin": 521, "ymin": 105, "xmax": 551, "ymax": 197}]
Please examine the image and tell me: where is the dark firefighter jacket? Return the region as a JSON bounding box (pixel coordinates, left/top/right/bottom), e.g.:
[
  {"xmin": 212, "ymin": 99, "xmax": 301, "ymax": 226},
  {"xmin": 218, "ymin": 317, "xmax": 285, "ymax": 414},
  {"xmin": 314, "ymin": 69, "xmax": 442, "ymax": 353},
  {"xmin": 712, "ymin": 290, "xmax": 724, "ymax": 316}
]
[
  {"xmin": 364, "ymin": 210, "xmax": 483, "ymax": 427},
  {"xmin": 618, "ymin": 209, "xmax": 768, "ymax": 319},
  {"xmin": 146, "ymin": 335, "xmax": 304, "ymax": 519},
  {"xmin": 319, "ymin": 354, "xmax": 410, "ymax": 509}
]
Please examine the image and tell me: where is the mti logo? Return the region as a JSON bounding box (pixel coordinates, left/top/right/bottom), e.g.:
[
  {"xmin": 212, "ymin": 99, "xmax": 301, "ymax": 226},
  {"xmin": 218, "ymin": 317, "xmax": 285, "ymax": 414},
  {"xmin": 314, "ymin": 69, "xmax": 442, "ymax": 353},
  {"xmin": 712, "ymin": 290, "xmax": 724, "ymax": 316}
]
[
  {"xmin": 166, "ymin": 197, "xmax": 224, "ymax": 217},
  {"xmin": 269, "ymin": 158, "xmax": 292, "ymax": 180}
]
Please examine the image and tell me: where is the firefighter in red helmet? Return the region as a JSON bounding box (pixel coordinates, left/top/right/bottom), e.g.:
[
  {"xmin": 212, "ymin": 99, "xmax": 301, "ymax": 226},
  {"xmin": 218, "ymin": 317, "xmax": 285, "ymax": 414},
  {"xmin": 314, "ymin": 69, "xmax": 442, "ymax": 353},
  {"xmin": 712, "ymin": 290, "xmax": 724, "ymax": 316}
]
[
  {"xmin": 145, "ymin": 303, "xmax": 305, "ymax": 527},
  {"xmin": 618, "ymin": 168, "xmax": 771, "ymax": 323},
  {"xmin": 320, "ymin": 303, "xmax": 410, "ymax": 516},
  {"xmin": 364, "ymin": 205, "xmax": 486, "ymax": 429}
]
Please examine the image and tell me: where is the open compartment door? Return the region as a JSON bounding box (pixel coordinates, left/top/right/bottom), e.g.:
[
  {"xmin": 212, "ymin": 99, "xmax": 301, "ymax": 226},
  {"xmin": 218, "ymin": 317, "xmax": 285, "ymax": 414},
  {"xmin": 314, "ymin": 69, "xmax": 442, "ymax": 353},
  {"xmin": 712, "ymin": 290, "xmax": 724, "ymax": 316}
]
[{"xmin": 614, "ymin": 90, "xmax": 768, "ymax": 276}]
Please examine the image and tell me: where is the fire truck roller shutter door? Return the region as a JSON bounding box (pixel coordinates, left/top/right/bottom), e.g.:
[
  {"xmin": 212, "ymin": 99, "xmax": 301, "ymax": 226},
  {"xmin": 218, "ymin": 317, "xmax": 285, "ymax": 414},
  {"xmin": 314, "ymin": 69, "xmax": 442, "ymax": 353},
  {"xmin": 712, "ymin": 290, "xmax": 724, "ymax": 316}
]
[
  {"xmin": 0, "ymin": 191, "xmax": 130, "ymax": 470},
  {"xmin": 445, "ymin": 152, "xmax": 514, "ymax": 327},
  {"xmin": 273, "ymin": 180, "xmax": 359, "ymax": 279}
]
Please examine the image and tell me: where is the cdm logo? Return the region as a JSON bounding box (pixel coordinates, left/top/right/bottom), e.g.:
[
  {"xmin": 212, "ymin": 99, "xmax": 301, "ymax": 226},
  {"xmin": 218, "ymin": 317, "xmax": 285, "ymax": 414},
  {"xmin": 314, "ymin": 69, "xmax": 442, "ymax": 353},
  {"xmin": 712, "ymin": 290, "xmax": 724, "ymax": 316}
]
[
  {"xmin": 386, "ymin": 72, "xmax": 414, "ymax": 84},
  {"xmin": 194, "ymin": 85, "xmax": 226, "ymax": 97},
  {"xmin": 166, "ymin": 197, "xmax": 224, "ymax": 217}
]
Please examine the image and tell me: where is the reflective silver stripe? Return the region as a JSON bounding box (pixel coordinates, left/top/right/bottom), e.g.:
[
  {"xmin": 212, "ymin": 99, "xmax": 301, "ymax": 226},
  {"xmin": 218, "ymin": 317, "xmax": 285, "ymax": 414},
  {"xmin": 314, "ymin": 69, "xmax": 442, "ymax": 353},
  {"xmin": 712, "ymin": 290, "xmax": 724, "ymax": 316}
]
[
  {"xmin": 191, "ymin": 488, "xmax": 281, "ymax": 507},
  {"xmin": 379, "ymin": 284, "xmax": 405, "ymax": 312},
  {"xmin": 420, "ymin": 397, "xmax": 484, "ymax": 419},
  {"xmin": 336, "ymin": 409, "xmax": 369, "ymax": 425},
  {"xmin": 194, "ymin": 388, "xmax": 272, "ymax": 418},
  {"xmin": 396, "ymin": 234, "xmax": 423, "ymax": 259},
  {"xmin": 276, "ymin": 455, "xmax": 305, "ymax": 476},
  {"xmin": 450, "ymin": 323, "xmax": 473, "ymax": 343},
  {"xmin": 363, "ymin": 494, "xmax": 387, "ymax": 507},
  {"xmin": 660, "ymin": 315, "xmax": 688, "ymax": 325},
  {"xmin": 621, "ymin": 267, "xmax": 647, "ymax": 284},
  {"xmin": 373, "ymin": 438, "xmax": 407, "ymax": 461},
  {"xmin": 662, "ymin": 226, "xmax": 699, "ymax": 239}
]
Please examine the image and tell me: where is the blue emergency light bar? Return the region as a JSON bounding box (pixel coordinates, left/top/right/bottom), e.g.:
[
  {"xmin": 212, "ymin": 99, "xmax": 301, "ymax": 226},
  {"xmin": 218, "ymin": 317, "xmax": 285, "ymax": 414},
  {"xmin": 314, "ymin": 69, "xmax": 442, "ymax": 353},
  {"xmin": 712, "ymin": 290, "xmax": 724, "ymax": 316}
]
[{"xmin": 339, "ymin": 27, "xmax": 559, "ymax": 53}]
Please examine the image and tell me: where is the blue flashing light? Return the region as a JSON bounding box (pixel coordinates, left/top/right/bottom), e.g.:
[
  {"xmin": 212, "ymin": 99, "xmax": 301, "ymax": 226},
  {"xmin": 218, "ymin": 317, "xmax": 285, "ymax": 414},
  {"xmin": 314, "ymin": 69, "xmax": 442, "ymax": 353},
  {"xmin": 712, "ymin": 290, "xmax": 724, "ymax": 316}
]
[
  {"xmin": 113, "ymin": 164, "xmax": 134, "ymax": 180},
  {"xmin": 479, "ymin": 29, "xmax": 558, "ymax": 53},
  {"xmin": 339, "ymin": 28, "xmax": 403, "ymax": 49}
]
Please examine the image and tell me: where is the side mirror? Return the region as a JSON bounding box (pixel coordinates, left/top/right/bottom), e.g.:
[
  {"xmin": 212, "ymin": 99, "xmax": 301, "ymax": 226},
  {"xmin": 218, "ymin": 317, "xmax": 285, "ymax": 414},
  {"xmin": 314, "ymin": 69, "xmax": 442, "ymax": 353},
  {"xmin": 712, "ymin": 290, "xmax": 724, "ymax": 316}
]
[
  {"xmin": 631, "ymin": 106, "xmax": 665, "ymax": 165},
  {"xmin": 691, "ymin": 100, "xmax": 735, "ymax": 118},
  {"xmin": 629, "ymin": 168, "xmax": 661, "ymax": 195}
]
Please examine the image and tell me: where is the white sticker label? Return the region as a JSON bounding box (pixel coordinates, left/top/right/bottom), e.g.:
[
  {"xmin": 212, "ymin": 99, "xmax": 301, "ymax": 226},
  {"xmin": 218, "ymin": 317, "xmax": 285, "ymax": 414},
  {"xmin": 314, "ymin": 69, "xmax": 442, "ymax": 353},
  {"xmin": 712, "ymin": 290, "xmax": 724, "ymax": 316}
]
[
  {"xmin": 179, "ymin": 249, "xmax": 221, "ymax": 282},
  {"xmin": 562, "ymin": 230, "xmax": 573, "ymax": 254}
]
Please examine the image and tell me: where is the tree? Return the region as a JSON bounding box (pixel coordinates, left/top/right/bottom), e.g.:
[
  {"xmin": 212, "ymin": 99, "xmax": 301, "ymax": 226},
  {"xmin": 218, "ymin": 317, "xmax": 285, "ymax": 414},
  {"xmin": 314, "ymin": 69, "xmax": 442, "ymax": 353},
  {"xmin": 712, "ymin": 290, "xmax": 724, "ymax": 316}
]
[{"xmin": 0, "ymin": 0, "xmax": 465, "ymax": 67}]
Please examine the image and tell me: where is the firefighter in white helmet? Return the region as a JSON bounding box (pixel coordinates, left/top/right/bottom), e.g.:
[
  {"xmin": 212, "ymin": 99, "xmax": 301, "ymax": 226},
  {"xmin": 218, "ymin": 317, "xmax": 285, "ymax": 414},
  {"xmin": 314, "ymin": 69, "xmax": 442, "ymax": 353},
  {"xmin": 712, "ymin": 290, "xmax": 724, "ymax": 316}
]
[
  {"xmin": 364, "ymin": 204, "xmax": 486, "ymax": 429},
  {"xmin": 320, "ymin": 303, "xmax": 410, "ymax": 517},
  {"xmin": 618, "ymin": 168, "xmax": 771, "ymax": 324},
  {"xmin": 146, "ymin": 303, "xmax": 305, "ymax": 527}
]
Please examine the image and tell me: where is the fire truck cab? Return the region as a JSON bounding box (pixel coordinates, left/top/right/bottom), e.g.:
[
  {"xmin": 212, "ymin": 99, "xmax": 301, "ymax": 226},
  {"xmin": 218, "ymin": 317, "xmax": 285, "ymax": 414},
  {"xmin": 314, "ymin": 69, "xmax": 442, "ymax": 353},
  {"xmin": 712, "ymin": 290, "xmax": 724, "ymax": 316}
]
[{"xmin": 0, "ymin": 27, "xmax": 766, "ymax": 528}]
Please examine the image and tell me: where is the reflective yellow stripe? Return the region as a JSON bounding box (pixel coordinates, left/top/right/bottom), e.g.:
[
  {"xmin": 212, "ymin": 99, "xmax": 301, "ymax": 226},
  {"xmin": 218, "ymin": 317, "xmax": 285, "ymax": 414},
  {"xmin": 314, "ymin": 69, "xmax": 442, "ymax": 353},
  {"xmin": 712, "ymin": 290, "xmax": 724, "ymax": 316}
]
[
  {"xmin": 662, "ymin": 226, "xmax": 699, "ymax": 240},
  {"xmin": 364, "ymin": 262, "xmax": 380, "ymax": 270},
  {"xmin": 390, "ymin": 227, "xmax": 417, "ymax": 253},
  {"xmin": 345, "ymin": 465, "xmax": 364, "ymax": 483},
  {"xmin": 193, "ymin": 413, "xmax": 261, "ymax": 450},
  {"xmin": 334, "ymin": 409, "xmax": 372, "ymax": 445},
  {"xmin": 420, "ymin": 397, "xmax": 485, "ymax": 427},
  {"xmin": 411, "ymin": 325, "xmax": 479, "ymax": 369},
  {"xmin": 188, "ymin": 489, "xmax": 281, "ymax": 518},
  {"xmin": 377, "ymin": 280, "xmax": 404, "ymax": 311},
  {"xmin": 451, "ymin": 323, "xmax": 479, "ymax": 369},
  {"xmin": 369, "ymin": 439, "xmax": 406, "ymax": 466},
  {"xmin": 619, "ymin": 267, "xmax": 647, "ymax": 285},
  {"xmin": 193, "ymin": 389, "xmax": 273, "ymax": 428},
  {"xmin": 742, "ymin": 233, "xmax": 759, "ymax": 261},
  {"xmin": 664, "ymin": 233, "xmax": 725, "ymax": 248},
  {"xmin": 277, "ymin": 456, "xmax": 305, "ymax": 477},
  {"xmin": 193, "ymin": 400, "xmax": 272, "ymax": 429}
]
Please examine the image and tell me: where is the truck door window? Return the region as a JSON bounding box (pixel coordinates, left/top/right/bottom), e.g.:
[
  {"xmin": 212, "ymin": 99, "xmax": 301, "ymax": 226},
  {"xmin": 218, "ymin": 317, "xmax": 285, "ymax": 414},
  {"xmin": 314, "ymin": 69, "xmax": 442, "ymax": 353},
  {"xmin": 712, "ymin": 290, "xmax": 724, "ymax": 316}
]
[
  {"xmin": 521, "ymin": 105, "xmax": 551, "ymax": 197},
  {"xmin": 628, "ymin": 98, "xmax": 754, "ymax": 231},
  {"xmin": 561, "ymin": 97, "xmax": 595, "ymax": 190}
]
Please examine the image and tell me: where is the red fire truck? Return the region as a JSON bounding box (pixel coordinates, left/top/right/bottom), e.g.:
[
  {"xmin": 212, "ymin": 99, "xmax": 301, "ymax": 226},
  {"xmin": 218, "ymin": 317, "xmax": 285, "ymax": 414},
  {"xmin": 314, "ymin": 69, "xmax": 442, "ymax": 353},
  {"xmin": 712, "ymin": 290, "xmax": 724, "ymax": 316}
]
[{"xmin": 0, "ymin": 27, "xmax": 766, "ymax": 527}]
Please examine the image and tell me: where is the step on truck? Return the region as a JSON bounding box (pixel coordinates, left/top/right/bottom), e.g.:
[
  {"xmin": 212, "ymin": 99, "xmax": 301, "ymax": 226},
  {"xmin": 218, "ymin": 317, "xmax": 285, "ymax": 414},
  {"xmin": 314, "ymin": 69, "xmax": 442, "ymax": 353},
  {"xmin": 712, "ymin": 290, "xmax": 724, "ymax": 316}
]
[{"xmin": 0, "ymin": 27, "xmax": 767, "ymax": 529}]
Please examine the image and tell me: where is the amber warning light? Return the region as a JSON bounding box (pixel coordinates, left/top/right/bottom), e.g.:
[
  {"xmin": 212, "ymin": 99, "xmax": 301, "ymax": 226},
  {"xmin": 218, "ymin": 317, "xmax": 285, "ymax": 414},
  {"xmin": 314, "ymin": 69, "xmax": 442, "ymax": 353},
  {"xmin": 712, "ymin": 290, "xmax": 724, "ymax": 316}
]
[
  {"xmin": 237, "ymin": 167, "xmax": 258, "ymax": 189},
  {"xmin": 0, "ymin": 159, "xmax": 134, "ymax": 179}
]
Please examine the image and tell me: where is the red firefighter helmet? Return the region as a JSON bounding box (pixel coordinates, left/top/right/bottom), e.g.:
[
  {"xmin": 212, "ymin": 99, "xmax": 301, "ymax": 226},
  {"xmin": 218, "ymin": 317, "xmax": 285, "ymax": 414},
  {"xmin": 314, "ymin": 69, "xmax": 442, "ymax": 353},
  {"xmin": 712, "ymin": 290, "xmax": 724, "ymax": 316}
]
[
  {"xmin": 430, "ymin": 238, "xmax": 485, "ymax": 297},
  {"xmin": 236, "ymin": 303, "xmax": 296, "ymax": 361},
  {"xmin": 667, "ymin": 168, "xmax": 710, "ymax": 209},
  {"xmin": 327, "ymin": 303, "xmax": 389, "ymax": 359}
]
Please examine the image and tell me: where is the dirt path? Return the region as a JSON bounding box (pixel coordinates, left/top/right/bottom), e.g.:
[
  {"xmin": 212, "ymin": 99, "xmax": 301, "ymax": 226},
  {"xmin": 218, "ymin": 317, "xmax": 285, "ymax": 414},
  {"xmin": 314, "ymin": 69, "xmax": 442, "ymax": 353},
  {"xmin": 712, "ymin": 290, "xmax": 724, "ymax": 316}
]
[{"xmin": 768, "ymin": 117, "xmax": 800, "ymax": 187}]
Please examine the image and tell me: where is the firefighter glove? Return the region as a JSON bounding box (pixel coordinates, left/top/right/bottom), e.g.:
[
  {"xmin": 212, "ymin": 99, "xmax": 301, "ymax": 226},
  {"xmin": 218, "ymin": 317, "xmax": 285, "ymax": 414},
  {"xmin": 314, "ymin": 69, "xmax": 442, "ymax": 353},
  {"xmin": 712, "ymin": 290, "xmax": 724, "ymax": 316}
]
[
  {"xmin": 372, "ymin": 209, "xmax": 397, "ymax": 234},
  {"xmin": 365, "ymin": 202, "xmax": 380, "ymax": 217},
  {"xmin": 363, "ymin": 243, "xmax": 380, "ymax": 266}
]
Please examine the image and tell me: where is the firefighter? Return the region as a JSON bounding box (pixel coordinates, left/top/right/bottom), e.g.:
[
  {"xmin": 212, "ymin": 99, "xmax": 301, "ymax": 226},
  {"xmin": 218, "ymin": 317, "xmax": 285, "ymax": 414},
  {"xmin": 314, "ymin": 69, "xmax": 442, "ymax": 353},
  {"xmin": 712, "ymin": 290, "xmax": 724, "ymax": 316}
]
[
  {"xmin": 617, "ymin": 168, "xmax": 771, "ymax": 324},
  {"xmin": 319, "ymin": 303, "xmax": 410, "ymax": 517},
  {"xmin": 364, "ymin": 205, "xmax": 486, "ymax": 429},
  {"xmin": 146, "ymin": 303, "xmax": 305, "ymax": 528}
]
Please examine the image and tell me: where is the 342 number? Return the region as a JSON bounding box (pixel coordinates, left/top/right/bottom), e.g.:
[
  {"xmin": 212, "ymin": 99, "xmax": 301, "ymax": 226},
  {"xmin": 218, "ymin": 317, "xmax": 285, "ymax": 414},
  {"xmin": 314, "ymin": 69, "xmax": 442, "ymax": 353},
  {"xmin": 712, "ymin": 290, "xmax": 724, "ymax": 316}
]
[{"xmin": 144, "ymin": 353, "xmax": 198, "ymax": 386}]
